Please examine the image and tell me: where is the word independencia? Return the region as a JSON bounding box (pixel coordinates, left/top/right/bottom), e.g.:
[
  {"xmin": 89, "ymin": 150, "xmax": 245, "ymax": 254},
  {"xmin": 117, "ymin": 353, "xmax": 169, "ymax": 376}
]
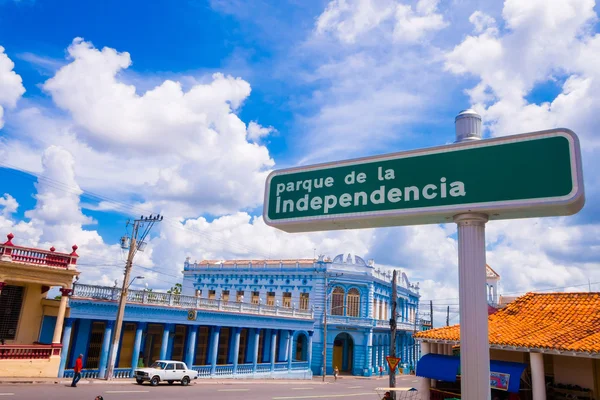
[{"xmin": 274, "ymin": 178, "xmax": 466, "ymax": 215}]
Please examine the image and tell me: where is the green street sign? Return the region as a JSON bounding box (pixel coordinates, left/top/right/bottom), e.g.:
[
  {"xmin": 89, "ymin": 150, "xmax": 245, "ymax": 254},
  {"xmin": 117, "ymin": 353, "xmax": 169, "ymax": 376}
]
[{"xmin": 263, "ymin": 129, "xmax": 584, "ymax": 233}]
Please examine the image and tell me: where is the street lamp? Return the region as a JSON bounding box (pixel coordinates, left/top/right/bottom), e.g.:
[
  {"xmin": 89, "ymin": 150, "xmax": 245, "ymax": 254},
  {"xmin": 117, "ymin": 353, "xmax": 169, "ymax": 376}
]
[{"xmin": 128, "ymin": 276, "xmax": 144, "ymax": 288}]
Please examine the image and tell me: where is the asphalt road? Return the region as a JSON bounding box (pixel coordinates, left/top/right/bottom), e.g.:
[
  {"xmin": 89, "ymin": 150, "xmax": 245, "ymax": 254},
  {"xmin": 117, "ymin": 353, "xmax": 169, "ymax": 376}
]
[{"xmin": 0, "ymin": 375, "xmax": 424, "ymax": 400}]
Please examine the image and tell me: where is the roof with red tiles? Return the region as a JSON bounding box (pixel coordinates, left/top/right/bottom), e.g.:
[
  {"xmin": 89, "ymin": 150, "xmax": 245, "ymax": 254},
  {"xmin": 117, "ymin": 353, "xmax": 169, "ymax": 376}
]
[{"xmin": 415, "ymin": 292, "xmax": 600, "ymax": 354}]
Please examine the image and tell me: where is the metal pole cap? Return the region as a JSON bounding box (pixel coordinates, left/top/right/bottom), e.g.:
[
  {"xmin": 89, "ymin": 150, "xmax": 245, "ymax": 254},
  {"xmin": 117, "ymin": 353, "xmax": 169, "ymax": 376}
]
[{"xmin": 455, "ymin": 109, "xmax": 482, "ymax": 143}]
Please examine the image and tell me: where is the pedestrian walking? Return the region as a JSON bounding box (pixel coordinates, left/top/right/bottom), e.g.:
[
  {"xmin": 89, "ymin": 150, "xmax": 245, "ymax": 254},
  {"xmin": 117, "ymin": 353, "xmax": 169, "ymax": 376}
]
[
  {"xmin": 333, "ymin": 366, "xmax": 339, "ymax": 381},
  {"xmin": 71, "ymin": 354, "xmax": 83, "ymax": 387},
  {"xmin": 379, "ymin": 365, "xmax": 383, "ymax": 377}
]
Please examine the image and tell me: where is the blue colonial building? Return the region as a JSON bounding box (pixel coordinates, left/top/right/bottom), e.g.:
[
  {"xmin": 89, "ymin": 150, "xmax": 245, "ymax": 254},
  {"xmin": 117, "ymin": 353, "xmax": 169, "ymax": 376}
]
[{"xmin": 45, "ymin": 253, "xmax": 422, "ymax": 379}]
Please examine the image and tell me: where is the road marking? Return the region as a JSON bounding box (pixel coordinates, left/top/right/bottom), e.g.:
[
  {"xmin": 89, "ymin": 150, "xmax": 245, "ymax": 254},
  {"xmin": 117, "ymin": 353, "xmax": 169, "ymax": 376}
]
[
  {"xmin": 411, "ymin": 380, "xmax": 419, "ymax": 382},
  {"xmin": 291, "ymin": 387, "xmax": 314, "ymax": 390},
  {"xmin": 348, "ymin": 385, "xmax": 363, "ymax": 388},
  {"xmin": 218, "ymin": 388, "xmax": 250, "ymax": 392},
  {"xmin": 0, "ymin": 394, "xmax": 14, "ymax": 396},
  {"xmin": 105, "ymin": 391, "xmax": 149, "ymax": 394},
  {"xmin": 273, "ymin": 393, "xmax": 373, "ymax": 399}
]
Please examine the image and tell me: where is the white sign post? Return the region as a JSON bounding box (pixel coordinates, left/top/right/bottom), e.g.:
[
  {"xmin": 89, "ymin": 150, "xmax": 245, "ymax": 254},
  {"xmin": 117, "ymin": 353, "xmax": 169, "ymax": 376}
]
[
  {"xmin": 453, "ymin": 110, "xmax": 491, "ymax": 400},
  {"xmin": 263, "ymin": 109, "xmax": 585, "ymax": 400}
]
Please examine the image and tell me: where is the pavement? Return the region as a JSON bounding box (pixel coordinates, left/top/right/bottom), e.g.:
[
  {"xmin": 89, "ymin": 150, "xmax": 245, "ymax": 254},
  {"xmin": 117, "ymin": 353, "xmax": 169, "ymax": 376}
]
[{"xmin": 0, "ymin": 375, "xmax": 426, "ymax": 399}]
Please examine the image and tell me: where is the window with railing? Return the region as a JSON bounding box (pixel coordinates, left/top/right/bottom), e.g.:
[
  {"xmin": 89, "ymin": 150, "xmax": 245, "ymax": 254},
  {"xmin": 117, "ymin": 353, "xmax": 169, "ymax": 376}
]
[
  {"xmin": 251, "ymin": 291, "xmax": 259, "ymax": 304},
  {"xmin": 217, "ymin": 328, "xmax": 230, "ymax": 364},
  {"xmin": 300, "ymin": 293, "xmax": 309, "ymax": 310},
  {"xmin": 283, "ymin": 292, "xmax": 291, "ymax": 308},
  {"xmin": 236, "ymin": 290, "xmax": 244, "ymax": 302},
  {"xmin": 0, "ymin": 285, "xmax": 24, "ymax": 340},
  {"xmin": 267, "ymin": 292, "xmax": 275, "ymax": 306},
  {"xmin": 221, "ymin": 290, "xmax": 229, "ymax": 302},
  {"xmin": 172, "ymin": 325, "xmax": 186, "ymax": 361},
  {"xmin": 195, "ymin": 327, "xmax": 209, "ymax": 365},
  {"xmin": 331, "ymin": 287, "xmax": 344, "ymax": 316},
  {"xmin": 208, "ymin": 290, "xmax": 216, "ymax": 300},
  {"xmin": 346, "ymin": 288, "xmax": 360, "ymax": 317},
  {"xmin": 378, "ymin": 301, "xmax": 383, "ymax": 320},
  {"xmin": 86, "ymin": 322, "xmax": 105, "ymax": 369}
]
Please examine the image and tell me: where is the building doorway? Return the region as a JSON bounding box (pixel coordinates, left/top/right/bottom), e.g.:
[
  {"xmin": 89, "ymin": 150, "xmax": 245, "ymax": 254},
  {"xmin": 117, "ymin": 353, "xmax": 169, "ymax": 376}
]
[{"xmin": 332, "ymin": 332, "xmax": 354, "ymax": 374}]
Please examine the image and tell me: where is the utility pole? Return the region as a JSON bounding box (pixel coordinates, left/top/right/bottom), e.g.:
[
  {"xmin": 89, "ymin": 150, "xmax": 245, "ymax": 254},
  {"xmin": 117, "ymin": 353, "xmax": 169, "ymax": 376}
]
[
  {"xmin": 430, "ymin": 300, "xmax": 433, "ymax": 328},
  {"xmin": 446, "ymin": 306, "xmax": 450, "ymax": 327},
  {"xmin": 389, "ymin": 270, "xmax": 397, "ymax": 399},
  {"xmin": 105, "ymin": 214, "xmax": 163, "ymax": 380},
  {"xmin": 322, "ymin": 270, "xmax": 328, "ymax": 382},
  {"xmin": 413, "ymin": 301, "xmax": 418, "ymax": 369}
]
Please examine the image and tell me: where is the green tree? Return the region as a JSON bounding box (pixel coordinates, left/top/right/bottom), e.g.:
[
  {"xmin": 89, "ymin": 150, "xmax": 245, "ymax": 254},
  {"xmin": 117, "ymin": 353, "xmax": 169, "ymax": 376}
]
[{"xmin": 167, "ymin": 283, "xmax": 182, "ymax": 295}]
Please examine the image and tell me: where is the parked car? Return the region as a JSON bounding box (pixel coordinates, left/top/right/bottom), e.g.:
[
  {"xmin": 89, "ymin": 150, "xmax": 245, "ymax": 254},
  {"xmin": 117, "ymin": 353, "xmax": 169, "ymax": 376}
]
[{"xmin": 134, "ymin": 360, "xmax": 198, "ymax": 386}]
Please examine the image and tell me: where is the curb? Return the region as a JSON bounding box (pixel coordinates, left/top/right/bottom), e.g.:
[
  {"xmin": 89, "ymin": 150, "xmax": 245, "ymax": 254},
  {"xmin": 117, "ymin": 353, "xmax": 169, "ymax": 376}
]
[{"xmin": 0, "ymin": 379, "xmax": 329, "ymax": 386}]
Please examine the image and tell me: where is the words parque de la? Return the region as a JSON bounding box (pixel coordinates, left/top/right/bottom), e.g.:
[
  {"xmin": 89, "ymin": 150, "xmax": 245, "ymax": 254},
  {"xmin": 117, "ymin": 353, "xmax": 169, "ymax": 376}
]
[{"xmin": 274, "ymin": 166, "xmax": 466, "ymax": 215}]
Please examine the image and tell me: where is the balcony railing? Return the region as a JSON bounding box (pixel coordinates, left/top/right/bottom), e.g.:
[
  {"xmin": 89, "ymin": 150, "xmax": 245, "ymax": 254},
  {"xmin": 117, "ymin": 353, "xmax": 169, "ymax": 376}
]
[
  {"xmin": 0, "ymin": 233, "xmax": 78, "ymax": 269},
  {"xmin": 72, "ymin": 283, "xmax": 314, "ymax": 319},
  {"xmin": 326, "ymin": 315, "xmax": 415, "ymax": 330},
  {"xmin": 0, "ymin": 344, "xmax": 61, "ymax": 360}
]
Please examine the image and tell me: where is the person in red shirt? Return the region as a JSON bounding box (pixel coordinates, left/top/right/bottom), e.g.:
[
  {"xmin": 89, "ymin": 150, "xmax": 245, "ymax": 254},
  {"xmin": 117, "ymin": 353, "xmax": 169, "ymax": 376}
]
[{"xmin": 71, "ymin": 354, "xmax": 83, "ymax": 387}]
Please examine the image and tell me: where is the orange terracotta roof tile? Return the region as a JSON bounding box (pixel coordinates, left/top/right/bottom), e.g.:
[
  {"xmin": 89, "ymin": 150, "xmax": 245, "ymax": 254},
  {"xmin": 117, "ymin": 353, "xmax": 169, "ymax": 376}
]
[{"xmin": 415, "ymin": 292, "xmax": 600, "ymax": 354}]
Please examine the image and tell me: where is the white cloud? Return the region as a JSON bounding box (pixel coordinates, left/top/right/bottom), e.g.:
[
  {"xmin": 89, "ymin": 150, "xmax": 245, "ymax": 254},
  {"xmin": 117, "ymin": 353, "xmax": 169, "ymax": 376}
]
[
  {"xmin": 0, "ymin": 194, "xmax": 18, "ymax": 217},
  {"xmin": 393, "ymin": 0, "xmax": 448, "ymax": 43},
  {"xmin": 468, "ymin": 11, "xmax": 497, "ymax": 35},
  {"xmin": 1, "ymin": 38, "xmax": 275, "ymax": 217},
  {"xmin": 446, "ymin": 0, "xmax": 600, "ymax": 148},
  {"xmin": 316, "ymin": 0, "xmax": 446, "ymax": 44},
  {"xmin": 247, "ymin": 121, "xmax": 275, "ymax": 142},
  {"xmin": 0, "ymin": 46, "xmax": 26, "ymax": 129}
]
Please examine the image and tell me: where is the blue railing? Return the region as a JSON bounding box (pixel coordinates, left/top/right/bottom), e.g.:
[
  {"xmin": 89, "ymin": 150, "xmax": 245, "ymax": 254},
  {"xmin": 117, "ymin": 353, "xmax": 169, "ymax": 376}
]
[
  {"xmin": 274, "ymin": 362, "xmax": 288, "ymax": 371},
  {"xmin": 237, "ymin": 364, "xmax": 253, "ymax": 375},
  {"xmin": 256, "ymin": 364, "xmax": 271, "ymax": 373},
  {"xmin": 192, "ymin": 365, "xmax": 212, "ymax": 377},
  {"xmin": 292, "ymin": 361, "xmax": 309, "ymax": 370},
  {"xmin": 63, "ymin": 368, "xmax": 132, "ymax": 379},
  {"xmin": 64, "ymin": 362, "xmax": 310, "ymax": 379},
  {"xmin": 215, "ymin": 365, "xmax": 234, "ymax": 376}
]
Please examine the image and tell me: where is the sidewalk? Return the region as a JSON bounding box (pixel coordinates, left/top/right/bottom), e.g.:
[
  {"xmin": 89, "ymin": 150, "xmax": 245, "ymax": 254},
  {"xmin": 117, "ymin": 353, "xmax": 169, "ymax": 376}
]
[
  {"xmin": 0, "ymin": 374, "xmax": 407, "ymax": 385},
  {"xmin": 0, "ymin": 377, "xmax": 329, "ymax": 386}
]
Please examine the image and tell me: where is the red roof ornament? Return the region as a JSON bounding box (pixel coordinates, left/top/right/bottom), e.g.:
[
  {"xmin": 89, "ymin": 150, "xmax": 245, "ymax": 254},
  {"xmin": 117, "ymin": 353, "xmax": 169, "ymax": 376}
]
[
  {"xmin": 50, "ymin": 246, "xmax": 56, "ymax": 252},
  {"xmin": 4, "ymin": 233, "xmax": 14, "ymax": 246},
  {"xmin": 70, "ymin": 244, "xmax": 78, "ymax": 257}
]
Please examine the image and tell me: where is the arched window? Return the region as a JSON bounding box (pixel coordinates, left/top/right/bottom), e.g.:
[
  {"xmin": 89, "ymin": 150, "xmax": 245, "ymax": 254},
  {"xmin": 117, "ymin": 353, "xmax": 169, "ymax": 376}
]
[
  {"xmin": 346, "ymin": 288, "xmax": 360, "ymax": 317},
  {"xmin": 331, "ymin": 287, "xmax": 344, "ymax": 315}
]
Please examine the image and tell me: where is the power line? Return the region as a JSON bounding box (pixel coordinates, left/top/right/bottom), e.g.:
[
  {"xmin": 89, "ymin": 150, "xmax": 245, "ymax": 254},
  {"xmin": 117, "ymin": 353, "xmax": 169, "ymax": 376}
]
[
  {"xmin": 0, "ymin": 163, "xmax": 271, "ymax": 258},
  {"xmin": 420, "ymin": 280, "xmax": 600, "ymax": 303}
]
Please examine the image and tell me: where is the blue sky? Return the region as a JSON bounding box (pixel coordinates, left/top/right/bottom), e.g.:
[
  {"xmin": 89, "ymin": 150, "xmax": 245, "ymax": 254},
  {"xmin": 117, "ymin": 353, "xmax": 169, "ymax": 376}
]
[{"xmin": 1, "ymin": 0, "xmax": 600, "ymax": 320}]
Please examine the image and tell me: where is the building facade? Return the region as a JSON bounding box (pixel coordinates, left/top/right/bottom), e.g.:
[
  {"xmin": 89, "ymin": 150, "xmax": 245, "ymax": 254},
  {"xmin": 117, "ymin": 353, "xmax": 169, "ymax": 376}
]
[
  {"xmin": 415, "ymin": 292, "xmax": 600, "ymax": 400},
  {"xmin": 182, "ymin": 253, "xmax": 422, "ymax": 376},
  {"xmin": 0, "ymin": 233, "xmax": 79, "ymax": 378},
  {"xmin": 36, "ymin": 253, "xmax": 421, "ymax": 379}
]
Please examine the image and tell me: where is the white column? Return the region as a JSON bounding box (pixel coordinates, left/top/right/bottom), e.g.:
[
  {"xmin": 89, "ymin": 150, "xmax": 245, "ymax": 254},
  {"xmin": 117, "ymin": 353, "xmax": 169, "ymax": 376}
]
[
  {"xmin": 454, "ymin": 213, "xmax": 490, "ymax": 400},
  {"xmin": 530, "ymin": 353, "xmax": 547, "ymax": 400},
  {"xmin": 420, "ymin": 342, "xmax": 431, "ymax": 398},
  {"xmin": 430, "ymin": 343, "xmax": 438, "ymax": 388},
  {"xmin": 52, "ymin": 290, "xmax": 70, "ymax": 344}
]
